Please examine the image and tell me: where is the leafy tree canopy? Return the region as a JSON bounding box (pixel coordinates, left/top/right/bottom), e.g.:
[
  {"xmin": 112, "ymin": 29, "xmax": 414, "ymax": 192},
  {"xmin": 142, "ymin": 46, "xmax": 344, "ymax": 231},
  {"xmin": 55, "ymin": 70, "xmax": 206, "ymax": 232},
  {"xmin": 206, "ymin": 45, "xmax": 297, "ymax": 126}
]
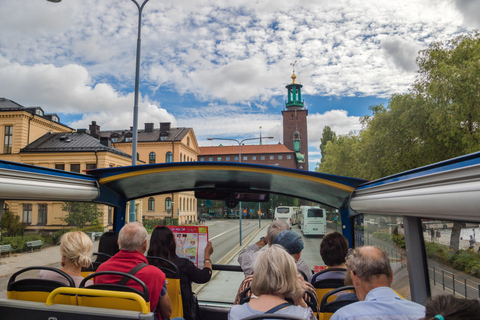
[{"xmin": 59, "ymin": 202, "xmax": 102, "ymax": 229}]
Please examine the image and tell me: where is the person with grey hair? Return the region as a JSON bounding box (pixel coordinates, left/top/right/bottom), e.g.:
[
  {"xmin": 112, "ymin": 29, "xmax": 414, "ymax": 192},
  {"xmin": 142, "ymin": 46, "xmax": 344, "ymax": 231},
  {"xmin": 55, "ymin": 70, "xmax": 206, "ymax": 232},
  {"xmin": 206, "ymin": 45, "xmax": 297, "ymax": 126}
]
[
  {"xmin": 95, "ymin": 222, "xmax": 172, "ymax": 320},
  {"xmin": 331, "ymin": 246, "xmax": 425, "ymax": 320},
  {"xmin": 237, "ymin": 220, "xmax": 311, "ymax": 277}
]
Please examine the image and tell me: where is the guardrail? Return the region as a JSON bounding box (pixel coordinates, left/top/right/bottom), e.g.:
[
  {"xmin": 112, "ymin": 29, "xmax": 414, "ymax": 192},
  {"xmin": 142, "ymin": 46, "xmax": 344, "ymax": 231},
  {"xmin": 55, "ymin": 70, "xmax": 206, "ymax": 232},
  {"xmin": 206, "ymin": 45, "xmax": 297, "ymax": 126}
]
[{"xmin": 430, "ymin": 265, "xmax": 480, "ymax": 299}]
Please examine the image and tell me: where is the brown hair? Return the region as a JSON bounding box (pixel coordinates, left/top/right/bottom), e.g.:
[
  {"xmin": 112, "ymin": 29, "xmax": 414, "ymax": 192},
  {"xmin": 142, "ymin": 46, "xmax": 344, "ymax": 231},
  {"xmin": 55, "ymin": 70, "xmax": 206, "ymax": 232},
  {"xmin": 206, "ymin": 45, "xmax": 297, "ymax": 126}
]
[
  {"xmin": 320, "ymin": 232, "xmax": 349, "ymax": 266},
  {"xmin": 421, "ymin": 295, "xmax": 480, "ymax": 320}
]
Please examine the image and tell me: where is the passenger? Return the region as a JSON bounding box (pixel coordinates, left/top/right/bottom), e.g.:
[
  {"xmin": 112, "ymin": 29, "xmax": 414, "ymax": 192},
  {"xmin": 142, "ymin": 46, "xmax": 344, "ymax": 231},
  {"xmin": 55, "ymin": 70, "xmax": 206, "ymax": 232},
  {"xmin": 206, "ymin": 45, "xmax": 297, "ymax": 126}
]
[
  {"xmin": 310, "ymin": 231, "xmax": 349, "ymax": 282},
  {"xmin": 39, "ymin": 231, "xmax": 93, "ymax": 287},
  {"xmin": 469, "ymin": 235, "xmax": 476, "ymax": 250},
  {"xmin": 95, "ymin": 231, "xmax": 119, "ymax": 263},
  {"xmin": 229, "ymin": 245, "xmax": 316, "ymax": 320},
  {"xmin": 237, "ymin": 220, "xmax": 312, "ymax": 277},
  {"xmin": 234, "ymin": 230, "xmax": 319, "ymax": 309},
  {"xmin": 420, "ymin": 294, "xmax": 480, "ymax": 320},
  {"xmin": 147, "ymin": 226, "xmax": 213, "ymax": 320},
  {"xmin": 330, "ymin": 246, "xmax": 425, "ymax": 320},
  {"xmin": 94, "ymin": 222, "xmax": 172, "ymax": 320}
]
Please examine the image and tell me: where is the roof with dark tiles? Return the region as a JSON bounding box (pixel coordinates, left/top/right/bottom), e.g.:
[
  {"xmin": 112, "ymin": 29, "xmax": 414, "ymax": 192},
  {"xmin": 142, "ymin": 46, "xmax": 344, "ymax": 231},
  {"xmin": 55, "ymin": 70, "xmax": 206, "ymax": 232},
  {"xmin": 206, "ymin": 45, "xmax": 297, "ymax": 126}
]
[
  {"xmin": 98, "ymin": 127, "xmax": 191, "ymax": 143},
  {"xmin": 20, "ymin": 132, "xmax": 132, "ymax": 158}
]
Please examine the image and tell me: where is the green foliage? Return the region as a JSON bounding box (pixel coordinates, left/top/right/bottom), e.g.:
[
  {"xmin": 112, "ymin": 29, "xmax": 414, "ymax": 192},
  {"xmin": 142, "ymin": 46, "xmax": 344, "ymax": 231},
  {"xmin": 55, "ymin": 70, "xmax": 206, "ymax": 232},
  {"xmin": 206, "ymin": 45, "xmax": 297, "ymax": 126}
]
[
  {"xmin": 2, "ymin": 234, "xmax": 43, "ymax": 252},
  {"xmin": 79, "ymin": 224, "xmax": 104, "ymax": 233},
  {"xmin": 1, "ymin": 210, "xmax": 26, "ymax": 236},
  {"xmin": 425, "ymin": 242, "xmax": 480, "ymax": 277},
  {"xmin": 59, "ymin": 202, "xmax": 103, "ymax": 229},
  {"xmin": 317, "ymin": 33, "xmax": 480, "ymax": 180},
  {"xmin": 143, "ymin": 218, "xmax": 167, "ymax": 232},
  {"xmin": 319, "ymin": 126, "xmax": 337, "ymax": 161},
  {"xmin": 372, "ymin": 231, "xmax": 406, "ymax": 249}
]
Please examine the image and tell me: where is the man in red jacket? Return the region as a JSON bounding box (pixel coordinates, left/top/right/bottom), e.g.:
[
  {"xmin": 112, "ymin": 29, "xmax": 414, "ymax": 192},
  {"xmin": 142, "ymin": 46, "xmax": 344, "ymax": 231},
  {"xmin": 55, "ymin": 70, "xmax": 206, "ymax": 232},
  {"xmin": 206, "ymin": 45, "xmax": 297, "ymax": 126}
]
[{"xmin": 95, "ymin": 222, "xmax": 172, "ymax": 319}]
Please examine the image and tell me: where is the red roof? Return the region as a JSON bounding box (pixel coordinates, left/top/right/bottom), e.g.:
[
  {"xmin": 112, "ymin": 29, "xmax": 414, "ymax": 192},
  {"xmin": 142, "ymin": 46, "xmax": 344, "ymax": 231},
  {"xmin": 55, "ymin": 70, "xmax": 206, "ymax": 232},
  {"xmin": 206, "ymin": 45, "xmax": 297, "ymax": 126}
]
[{"xmin": 199, "ymin": 143, "xmax": 293, "ymax": 156}]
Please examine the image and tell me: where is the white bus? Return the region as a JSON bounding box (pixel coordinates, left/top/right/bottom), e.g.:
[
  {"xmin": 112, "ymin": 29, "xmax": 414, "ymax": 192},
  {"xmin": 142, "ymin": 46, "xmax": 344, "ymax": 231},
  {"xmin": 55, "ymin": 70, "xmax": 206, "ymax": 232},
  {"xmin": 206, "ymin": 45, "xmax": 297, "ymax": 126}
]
[
  {"xmin": 274, "ymin": 206, "xmax": 299, "ymax": 229},
  {"xmin": 300, "ymin": 206, "xmax": 327, "ymax": 236}
]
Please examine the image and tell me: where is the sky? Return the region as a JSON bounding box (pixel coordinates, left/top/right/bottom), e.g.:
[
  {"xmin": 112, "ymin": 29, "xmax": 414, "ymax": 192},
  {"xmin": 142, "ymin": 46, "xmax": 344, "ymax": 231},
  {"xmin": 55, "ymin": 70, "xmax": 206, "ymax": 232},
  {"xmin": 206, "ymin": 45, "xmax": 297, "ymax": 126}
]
[{"xmin": 1, "ymin": 0, "xmax": 479, "ymax": 171}]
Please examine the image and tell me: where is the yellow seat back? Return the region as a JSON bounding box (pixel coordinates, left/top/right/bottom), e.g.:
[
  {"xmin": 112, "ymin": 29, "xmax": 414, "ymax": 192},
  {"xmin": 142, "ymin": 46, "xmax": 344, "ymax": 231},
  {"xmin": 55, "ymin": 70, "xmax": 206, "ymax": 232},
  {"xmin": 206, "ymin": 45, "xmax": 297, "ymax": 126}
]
[
  {"xmin": 7, "ymin": 267, "xmax": 76, "ymax": 305},
  {"xmin": 146, "ymin": 256, "xmax": 183, "ymax": 319},
  {"xmin": 319, "ymin": 286, "xmax": 356, "ymax": 320}
]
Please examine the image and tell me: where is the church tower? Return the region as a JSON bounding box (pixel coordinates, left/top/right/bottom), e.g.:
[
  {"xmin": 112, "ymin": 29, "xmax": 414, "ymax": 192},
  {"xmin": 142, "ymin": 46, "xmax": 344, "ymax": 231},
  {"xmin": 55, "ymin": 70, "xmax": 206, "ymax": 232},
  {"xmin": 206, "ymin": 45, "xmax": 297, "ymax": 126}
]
[{"xmin": 282, "ymin": 68, "xmax": 308, "ymax": 170}]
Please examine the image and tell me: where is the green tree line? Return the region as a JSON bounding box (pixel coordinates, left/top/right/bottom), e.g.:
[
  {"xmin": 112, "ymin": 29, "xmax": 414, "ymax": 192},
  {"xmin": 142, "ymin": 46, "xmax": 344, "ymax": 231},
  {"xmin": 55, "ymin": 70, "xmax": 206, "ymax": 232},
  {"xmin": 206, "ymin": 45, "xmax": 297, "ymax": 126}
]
[{"xmin": 317, "ymin": 32, "xmax": 480, "ymax": 181}]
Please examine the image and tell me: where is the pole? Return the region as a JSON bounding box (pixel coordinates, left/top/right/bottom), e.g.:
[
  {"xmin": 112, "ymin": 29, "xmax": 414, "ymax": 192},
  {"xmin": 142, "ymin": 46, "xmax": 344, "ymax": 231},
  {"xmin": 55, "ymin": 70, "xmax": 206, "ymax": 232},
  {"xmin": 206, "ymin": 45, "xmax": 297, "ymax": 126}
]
[
  {"xmin": 129, "ymin": 0, "xmax": 149, "ymax": 223},
  {"xmin": 239, "ymin": 142, "xmax": 242, "ymax": 246},
  {"xmin": 258, "ymin": 202, "xmax": 261, "ymax": 228}
]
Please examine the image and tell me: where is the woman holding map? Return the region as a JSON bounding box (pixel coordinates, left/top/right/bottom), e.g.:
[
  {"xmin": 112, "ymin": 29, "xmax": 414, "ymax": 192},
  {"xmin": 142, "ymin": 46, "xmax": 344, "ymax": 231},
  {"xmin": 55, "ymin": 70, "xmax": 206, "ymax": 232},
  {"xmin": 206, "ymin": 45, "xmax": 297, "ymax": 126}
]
[{"xmin": 148, "ymin": 226, "xmax": 214, "ymax": 320}]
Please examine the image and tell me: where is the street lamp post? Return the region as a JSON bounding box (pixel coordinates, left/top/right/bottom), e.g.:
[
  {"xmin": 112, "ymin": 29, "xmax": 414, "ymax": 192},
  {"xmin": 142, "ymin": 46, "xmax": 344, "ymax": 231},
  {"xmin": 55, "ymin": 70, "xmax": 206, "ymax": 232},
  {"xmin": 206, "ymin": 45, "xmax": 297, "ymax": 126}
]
[
  {"xmin": 129, "ymin": 0, "xmax": 149, "ymax": 222},
  {"xmin": 207, "ymin": 136, "xmax": 274, "ymax": 245}
]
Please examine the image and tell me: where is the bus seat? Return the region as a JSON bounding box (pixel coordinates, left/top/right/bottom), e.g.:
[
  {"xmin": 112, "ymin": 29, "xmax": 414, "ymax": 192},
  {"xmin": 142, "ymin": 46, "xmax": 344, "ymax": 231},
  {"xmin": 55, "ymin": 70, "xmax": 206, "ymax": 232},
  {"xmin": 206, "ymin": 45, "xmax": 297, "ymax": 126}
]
[
  {"xmin": 319, "ymin": 286, "xmax": 356, "ymax": 320},
  {"xmin": 46, "ymin": 287, "xmax": 151, "ymax": 314},
  {"xmin": 241, "ymin": 314, "xmax": 307, "ymax": 320},
  {"xmin": 79, "ymin": 271, "xmax": 150, "ymax": 312},
  {"xmin": 81, "ymin": 252, "xmax": 112, "ymax": 277},
  {"xmin": 146, "ymin": 256, "xmax": 183, "ymax": 319},
  {"xmin": 310, "ymin": 268, "xmax": 348, "ymax": 304},
  {"xmin": 7, "ymin": 266, "xmax": 76, "ymax": 305}
]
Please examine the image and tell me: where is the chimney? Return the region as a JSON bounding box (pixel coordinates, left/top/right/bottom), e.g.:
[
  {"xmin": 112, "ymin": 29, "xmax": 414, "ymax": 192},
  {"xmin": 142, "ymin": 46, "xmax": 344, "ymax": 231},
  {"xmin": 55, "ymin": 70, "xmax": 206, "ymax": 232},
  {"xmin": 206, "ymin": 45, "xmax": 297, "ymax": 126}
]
[
  {"xmin": 77, "ymin": 128, "xmax": 90, "ymax": 134},
  {"xmin": 145, "ymin": 123, "xmax": 154, "ymax": 132},
  {"xmin": 100, "ymin": 137, "xmax": 111, "ymax": 148},
  {"xmin": 89, "ymin": 121, "xmax": 100, "ymax": 138},
  {"xmin": 160, "ymin": 122, "xmax": 171, "ymax": 133}
]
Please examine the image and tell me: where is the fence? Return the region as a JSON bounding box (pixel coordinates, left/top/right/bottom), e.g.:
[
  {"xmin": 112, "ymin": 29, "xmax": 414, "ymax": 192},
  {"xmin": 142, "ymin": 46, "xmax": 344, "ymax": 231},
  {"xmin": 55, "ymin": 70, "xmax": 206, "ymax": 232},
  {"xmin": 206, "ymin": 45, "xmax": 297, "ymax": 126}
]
[{"xmin": 431, "ymin": 265, "xmax": 480, "ymax": 299}]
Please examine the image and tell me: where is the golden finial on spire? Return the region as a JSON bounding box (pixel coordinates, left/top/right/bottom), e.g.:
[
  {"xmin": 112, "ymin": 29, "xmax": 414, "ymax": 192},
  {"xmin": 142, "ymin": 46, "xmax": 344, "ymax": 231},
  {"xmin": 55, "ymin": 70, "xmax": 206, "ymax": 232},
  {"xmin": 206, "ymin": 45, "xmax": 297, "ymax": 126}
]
[{"xmin": 290, "ymin": 60, "xmax": 297, "ymax": 84}]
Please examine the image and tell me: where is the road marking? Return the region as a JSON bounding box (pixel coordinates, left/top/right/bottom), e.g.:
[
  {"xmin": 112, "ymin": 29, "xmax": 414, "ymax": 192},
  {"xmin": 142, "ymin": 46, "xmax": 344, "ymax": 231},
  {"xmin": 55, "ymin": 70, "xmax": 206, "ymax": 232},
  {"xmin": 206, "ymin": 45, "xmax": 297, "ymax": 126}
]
[{"xmin": 210, "ymin": 225, "xmax": 240, "ymax": 240}]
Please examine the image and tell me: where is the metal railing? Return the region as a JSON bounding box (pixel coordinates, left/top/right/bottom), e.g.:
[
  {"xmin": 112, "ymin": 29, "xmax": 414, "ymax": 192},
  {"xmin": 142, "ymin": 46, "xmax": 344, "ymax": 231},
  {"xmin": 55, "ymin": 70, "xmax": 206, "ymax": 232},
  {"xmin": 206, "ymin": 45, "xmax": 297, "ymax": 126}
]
[{"xmin": 430, "ymin": 265, "xmax": 480, "ymax": 299}]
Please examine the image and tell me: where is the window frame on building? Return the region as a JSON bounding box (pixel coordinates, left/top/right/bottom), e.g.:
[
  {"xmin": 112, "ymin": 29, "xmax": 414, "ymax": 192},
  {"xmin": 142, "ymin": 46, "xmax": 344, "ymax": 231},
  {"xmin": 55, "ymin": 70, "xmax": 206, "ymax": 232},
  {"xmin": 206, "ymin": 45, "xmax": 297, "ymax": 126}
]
[
  {"xmin": 86, "ymin": 163, "xmax": 97, "ymax": 170},
  {"xmin": 166, "ymin": 152, "xmax": 173, "ymax": 163},
  {"xmin": 165, "ymin": 197, "xmax": 172, "ymax": 212},
  {"xmin": 261, "ymin": 156, "xmax": 265, "ymax": 160},
  {"xmin": 148, "ymin": 197, "xmax": 155, "ymax": 211},
  {"xmin": 252, "ymin": 156, "xmax": 256, "ymax": 160},
  {"xmin": 23, "ymin": 204, "xmax": 32, "ymax": 224},
  {"xmin": 287, "ymin": 155, "xmax": 292, "ymax": 159},
  {"xmin": 55, "ymin": 163, "xmax": 65, "ymax": 170},
  {"xmin": 3, "ymin": 125, "xmax": 13, "ymax": 154},
  {"xmin": 37, "ymin": 204, "xmax": 47, "ymax": 225},
  {"xmin": 70, "ymin": 164, "xmax": 80, "ymax": 173},
  {"xmin": 149, "ymin": 152, "xmax": 156, "ymax": 164}
]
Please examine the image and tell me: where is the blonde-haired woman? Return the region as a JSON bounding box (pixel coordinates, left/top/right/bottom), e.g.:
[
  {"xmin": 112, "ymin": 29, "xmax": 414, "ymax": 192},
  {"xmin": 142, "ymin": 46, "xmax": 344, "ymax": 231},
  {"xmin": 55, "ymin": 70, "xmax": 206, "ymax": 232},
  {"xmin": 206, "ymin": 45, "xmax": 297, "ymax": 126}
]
[
  {"xmin": 229, "ymin": 245, "xmax": 315, "ymax": 320},
  {"xmin": 39, "ymin": 231, "xmax": 93, "ymax": 287}
]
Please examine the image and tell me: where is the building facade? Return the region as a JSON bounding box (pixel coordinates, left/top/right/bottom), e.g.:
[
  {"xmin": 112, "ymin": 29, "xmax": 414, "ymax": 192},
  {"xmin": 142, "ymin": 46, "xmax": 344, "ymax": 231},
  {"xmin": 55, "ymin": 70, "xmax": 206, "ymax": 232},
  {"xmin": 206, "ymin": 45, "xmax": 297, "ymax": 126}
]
[
  {"xmin": 96, "ymin": 121, "xmax": 200, "ymax": 224},
  {"xmin": 0, "ymin": 98, "xmax": 132, "ymax": 231}
]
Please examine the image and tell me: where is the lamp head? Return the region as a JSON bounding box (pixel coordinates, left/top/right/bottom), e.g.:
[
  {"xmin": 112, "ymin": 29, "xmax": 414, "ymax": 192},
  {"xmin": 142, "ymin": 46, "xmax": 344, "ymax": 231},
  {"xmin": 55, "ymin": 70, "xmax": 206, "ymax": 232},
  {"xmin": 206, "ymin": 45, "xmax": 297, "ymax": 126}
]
[{"xmin": 47, "ymin": 0, "xmax": 62, "ymax": 2}]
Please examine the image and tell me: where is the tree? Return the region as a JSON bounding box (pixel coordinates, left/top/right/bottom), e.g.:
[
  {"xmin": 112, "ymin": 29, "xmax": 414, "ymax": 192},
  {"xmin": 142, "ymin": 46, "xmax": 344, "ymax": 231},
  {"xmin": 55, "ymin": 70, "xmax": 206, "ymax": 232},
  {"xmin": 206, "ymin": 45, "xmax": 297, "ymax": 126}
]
[
  {"xmin": 1, "ymin": 210, "xmax": 25, "ymax": 236},
  {"xmin": 59, "ymin": 202, "xmax": 102, "ymax": 229},
  {"xmin": 319, "ymin": 126, "xmax": 337, "ymax": 160}
]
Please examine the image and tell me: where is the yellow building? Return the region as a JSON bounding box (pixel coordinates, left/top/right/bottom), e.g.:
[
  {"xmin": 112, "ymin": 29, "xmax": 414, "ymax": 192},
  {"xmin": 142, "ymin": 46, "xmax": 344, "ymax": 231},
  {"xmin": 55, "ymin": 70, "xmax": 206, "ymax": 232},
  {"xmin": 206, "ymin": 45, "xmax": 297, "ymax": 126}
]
[
  {"xmin": 95, "ymin": 121, "xmax": 200, "ymax": 224},
  {"xmin": 0, "ymin": 98, "xmax": 133, "ymax": 231}
]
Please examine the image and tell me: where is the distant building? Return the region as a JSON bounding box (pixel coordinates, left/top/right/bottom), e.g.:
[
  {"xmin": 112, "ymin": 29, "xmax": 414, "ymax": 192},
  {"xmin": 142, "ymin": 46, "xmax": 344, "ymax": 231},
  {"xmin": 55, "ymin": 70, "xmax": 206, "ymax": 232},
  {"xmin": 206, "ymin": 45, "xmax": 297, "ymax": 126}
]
[
  {"xmin": 96, "ymin": 121, "xmax": 200, "ymax": 224},
  {"xmin": 198, "ymin": 71, "xmax": 309, "ymax": 171},
  {"xmin": 0, "ymin": 98, "xmax": 131, "ymax": 231}
]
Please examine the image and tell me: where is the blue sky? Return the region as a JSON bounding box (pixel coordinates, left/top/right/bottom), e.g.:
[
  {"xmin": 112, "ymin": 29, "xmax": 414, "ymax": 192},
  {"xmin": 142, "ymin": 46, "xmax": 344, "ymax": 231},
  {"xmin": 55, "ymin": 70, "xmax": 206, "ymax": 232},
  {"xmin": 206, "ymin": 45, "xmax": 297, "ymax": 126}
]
[{"xmin": 1, "ymin": 0, "xmax": 478, "ymax": 170}]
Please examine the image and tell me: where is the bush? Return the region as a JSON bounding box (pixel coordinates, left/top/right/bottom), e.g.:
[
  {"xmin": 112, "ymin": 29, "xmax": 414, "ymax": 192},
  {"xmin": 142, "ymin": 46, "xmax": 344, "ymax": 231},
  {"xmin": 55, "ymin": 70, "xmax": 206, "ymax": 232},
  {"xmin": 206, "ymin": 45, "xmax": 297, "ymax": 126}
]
[
  {"xmin": 2, "ymin": 234, "xmax": 44, "ymax": 252},
  {"xmin": 425, "ymin": 242, "xmax": 480, "ymax": 277},
  {"xmin": 143, "ymin": 219, "xmax": 166, "ymax": 232}
]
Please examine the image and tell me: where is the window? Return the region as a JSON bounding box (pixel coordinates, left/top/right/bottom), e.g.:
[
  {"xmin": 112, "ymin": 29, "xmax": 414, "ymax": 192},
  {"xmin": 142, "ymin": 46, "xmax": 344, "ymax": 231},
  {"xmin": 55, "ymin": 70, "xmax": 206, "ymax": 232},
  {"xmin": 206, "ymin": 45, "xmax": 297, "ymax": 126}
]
[
  {"xmin": 226, "ymin": 157, "xmax": 230, "ymax": 161},
  {"xmin": 200, "ymin": 157, "xmax": 205, "ymax": 161},
  {"xmin": 55, "ymin": 164, "xmax": 65, "ymax": 170},
  {"xmin": 287, "ymin": 155, "xmax": 292, "ymax": 159},
  {"xmin": 23, "ymin": 204, "xmax": 32, "ymax": 224},
  {"xmin": 252, "ymin": 156, "xmax": 256, "ymax": 160},
  {"xmin": 180, "ymin": 153, "xmax": 183, "ymax": 162},
  {"xmin": 270, "ymin": 155, "xmax": 274, "ymax": 160},
  {"xmin": 125, "ymin": 137, "xmax": 132, "ymax": 142},
  {"xmin": 4, "ymin": 125, "xmax": 12, "ymax": 154},
  {"xmin": 261, "ymin": 156, "xmax": 265, "ymax": 160},
  {"xmin": 278, "ymin": 155, "xmax": 283, "ymax": 160},
  {"xmin": 149, "ymin": 152, "xmax": 156, "ymax": 164},
  {"xmin": 184, "ymin": 155, "xmax": 186, "ymax": 162},
  {"xmin": 36, "ymin": 109, "xmax": 44, "ymax": 116},
  {"xmin": 187, "ymin": 137, "xmax": 190, "ymax": 147},
  {"xmin": 70, "ymin": 164, "xmax": 80, "ymax": 173},
  {"xmin": 235, "ymin": 156, "xmax": 239, "ymax": 161},
  {"xmin": 148, "ymin": 197, "xmax": 155, "ymax": 211},
  {"xmin": 165, "ymin": 197, "xmax": 172, "ymax": 212},
  {"xmin": 52, "ymin": 115, "xmax": 59, "ymax": 123},
  {"xmin": 38, "ymin": 204, "xmax": 47, "ymax": 225},
  {"xmin": 3, "ymin": 202, "xmax": 9, "ymax": 211},
  {"xmin": 209, "ymin": 157, "xmax": 213, "ymax": 161},
  {"xmin": 217, "ymin": 157, "xmax": 222, "ymax": 161},
  {"xmin": 166, "ymin": 152, "xmax": 173, "ymax": 163},
  {"xmin": 243, "ymin": 156, "xmax": 247, "ymax": 160},
  {"xmin": 86, "ymin": 163, "xmax": 97, "ymax": 170},
  {"xmin": 160, "ymin": 136, "xmax": 167, "ymax": 141}
]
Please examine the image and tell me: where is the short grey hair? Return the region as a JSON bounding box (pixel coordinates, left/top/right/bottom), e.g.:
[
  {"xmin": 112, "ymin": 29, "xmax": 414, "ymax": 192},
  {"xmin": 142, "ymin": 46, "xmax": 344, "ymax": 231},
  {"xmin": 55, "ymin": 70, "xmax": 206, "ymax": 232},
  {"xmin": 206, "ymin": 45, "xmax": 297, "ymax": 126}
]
[
  {"xmin": 267, "ymin": 220, "xmax": 289, "ymax": 245},
  {"xmin": 118, "ymin": 222, "xmax": 147, "ymax": 252},
  {"xmin": 345, "ymin": 246, "xmax": 392, "ymax": 282}
]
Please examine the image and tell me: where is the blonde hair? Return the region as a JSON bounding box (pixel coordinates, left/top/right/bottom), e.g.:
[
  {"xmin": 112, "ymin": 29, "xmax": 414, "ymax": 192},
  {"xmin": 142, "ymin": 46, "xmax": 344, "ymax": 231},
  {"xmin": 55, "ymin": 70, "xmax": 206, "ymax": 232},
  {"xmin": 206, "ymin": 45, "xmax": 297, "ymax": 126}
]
[
  {"xmin": 118, "ymin": 222, "xmax": 147, "ymax": 252},
  {"xmin": 251, "ymin": 244, "xmax": 303, "ymax": 299},
  {"xmin": 60, "ymin": 231, "xmax": 93, "ymax": 268}
]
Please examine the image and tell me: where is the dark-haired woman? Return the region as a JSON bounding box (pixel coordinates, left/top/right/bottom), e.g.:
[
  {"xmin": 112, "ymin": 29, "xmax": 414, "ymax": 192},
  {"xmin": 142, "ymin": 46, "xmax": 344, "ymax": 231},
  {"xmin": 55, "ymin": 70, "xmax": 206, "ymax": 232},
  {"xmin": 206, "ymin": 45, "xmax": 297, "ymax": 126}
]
[
  {"xmin": 420, "ymin": 294, "xmax": 480, "ymax": 320},
  {"xmin": 96, "ymin": 231, "xmax": 120, "ymax": 263},
  {"xmin": 310, "ymin": 231, "xmax": 349, "ymax": 282},
  {"xmin": 147, "ymin": 226, "xmax": 213, "ymax": 320}
]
